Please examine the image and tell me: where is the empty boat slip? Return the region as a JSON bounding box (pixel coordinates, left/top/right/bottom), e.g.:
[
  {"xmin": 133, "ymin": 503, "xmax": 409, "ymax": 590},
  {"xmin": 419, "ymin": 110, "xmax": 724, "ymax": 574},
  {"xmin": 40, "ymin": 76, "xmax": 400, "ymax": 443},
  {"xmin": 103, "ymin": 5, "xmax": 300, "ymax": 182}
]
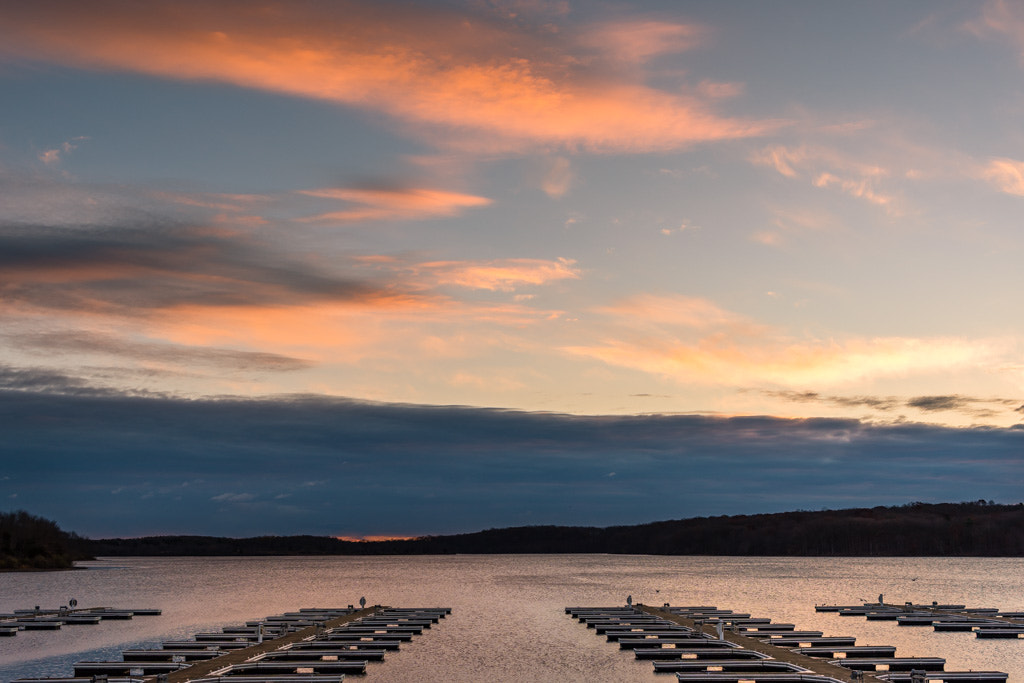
[
  {"xmin": 10, "ymin": 606, "xmax": 451, "ymax": 683},
  {"xmin": 569, "ymin": 602, "xmax": 1011, "ymax": 682},
  {"xmin": 0, "ymin": 605, "xmax": 160, "ymax": 637}
]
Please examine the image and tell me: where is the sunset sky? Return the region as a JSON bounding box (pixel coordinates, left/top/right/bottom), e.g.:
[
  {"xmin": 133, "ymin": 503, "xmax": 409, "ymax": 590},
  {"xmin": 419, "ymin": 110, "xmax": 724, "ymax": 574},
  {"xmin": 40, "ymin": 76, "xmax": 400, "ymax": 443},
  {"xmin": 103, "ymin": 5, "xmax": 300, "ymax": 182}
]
[{"xmin": 2, "ymin": 1, "xmax": 1023, "ymax": 537}]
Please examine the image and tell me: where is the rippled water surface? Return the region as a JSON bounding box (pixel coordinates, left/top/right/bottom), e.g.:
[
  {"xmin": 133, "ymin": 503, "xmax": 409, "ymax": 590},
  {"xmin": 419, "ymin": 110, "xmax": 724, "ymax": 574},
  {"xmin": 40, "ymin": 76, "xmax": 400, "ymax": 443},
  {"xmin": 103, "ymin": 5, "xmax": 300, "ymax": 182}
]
[{"xmin": 1, "ymin": 555, "xmax": 1022, "ymax": 682}]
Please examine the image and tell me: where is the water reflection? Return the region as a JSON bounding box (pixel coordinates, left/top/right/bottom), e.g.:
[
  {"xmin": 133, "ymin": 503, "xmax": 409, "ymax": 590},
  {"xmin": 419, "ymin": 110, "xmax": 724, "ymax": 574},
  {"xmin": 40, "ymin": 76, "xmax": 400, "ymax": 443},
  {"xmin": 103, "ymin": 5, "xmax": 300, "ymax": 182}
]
[{"xmin": 0, "ymin": 555, "xmax": 1021, "ymax": 682}]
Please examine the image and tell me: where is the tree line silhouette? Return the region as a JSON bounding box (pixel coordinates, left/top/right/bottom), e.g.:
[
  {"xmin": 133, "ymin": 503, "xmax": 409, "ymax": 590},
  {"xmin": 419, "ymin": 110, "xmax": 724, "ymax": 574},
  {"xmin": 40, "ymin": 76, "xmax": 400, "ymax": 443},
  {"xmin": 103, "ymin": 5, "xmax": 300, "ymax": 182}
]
[
  {"xmin": 0, "ymin": 510, "xmax": 92, "ymax": 570},
  {"xmin": 83, "ymin": 501, "xmax": 1024, "ymax": 557}
]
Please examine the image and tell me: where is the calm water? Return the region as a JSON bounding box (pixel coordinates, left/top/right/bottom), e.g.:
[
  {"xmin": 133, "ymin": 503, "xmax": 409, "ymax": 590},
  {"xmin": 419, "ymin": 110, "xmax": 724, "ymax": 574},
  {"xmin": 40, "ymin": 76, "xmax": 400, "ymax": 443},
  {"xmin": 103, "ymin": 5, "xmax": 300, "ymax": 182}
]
[{"xmin": 1, "ymin": 555, "xmax": 1022, "ymax": 682}]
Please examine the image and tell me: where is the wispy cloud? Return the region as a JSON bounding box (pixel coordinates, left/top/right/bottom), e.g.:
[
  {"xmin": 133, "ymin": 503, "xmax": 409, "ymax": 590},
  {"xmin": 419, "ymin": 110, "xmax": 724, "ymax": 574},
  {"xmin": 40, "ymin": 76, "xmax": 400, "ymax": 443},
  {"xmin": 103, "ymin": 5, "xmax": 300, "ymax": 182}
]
[
  {"xmin": 12, "ymin": 331, "xmax": 313, "ymax": 372},
  {"xmin": 0, "ymin": 363, "xmax": 95, "ymax": 395},
  {"xmin": 577, "ymin": 19, "xmax": 705, "ymax": 64},
  {"xmin": 416, "ymin": 257, "xmax": 579, "ymax": 291},
  {"xmin": 37, "ymin": 136, "xmax": 89, "ymax": 165},
  {"xmin": 0, "ymin": 222, "xmax": 388, "ymax": 314},
  {"xmin": 0, "ymin": 1, "xmax": 775, "ymax": 153},
  {"xmin": 750, "ymin": 144, "xmax": 898, "ymax": 212},
  {"xmin": 211, "ymin": 492, "xmax": 257, "ymax": 503},
  {"xmin": 297, "ymin": 186, "xmax": 492, "ymax": 223},
  {"xmin": 765, "ymin": 390, "xmax": 1022, "ymax": 420},
  {"xmin": 964, "ymin": 0, "xmax": 1024, "ymax": 60},
  {"xmin": 981, "ymin": 157, "xmax": 1024, "ymax": 195},
  {"xmin": 565, "ymin": 294, "xmax": 1005, "ymax": 388}
]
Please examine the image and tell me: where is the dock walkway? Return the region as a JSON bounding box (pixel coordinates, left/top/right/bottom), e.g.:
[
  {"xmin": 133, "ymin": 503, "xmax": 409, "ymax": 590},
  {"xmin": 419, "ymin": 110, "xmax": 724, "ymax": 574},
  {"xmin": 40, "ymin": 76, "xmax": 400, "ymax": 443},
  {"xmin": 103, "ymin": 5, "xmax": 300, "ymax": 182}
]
[{"xmin": 12, "ymin": 606, "xmax": 452, "ymax": 683}]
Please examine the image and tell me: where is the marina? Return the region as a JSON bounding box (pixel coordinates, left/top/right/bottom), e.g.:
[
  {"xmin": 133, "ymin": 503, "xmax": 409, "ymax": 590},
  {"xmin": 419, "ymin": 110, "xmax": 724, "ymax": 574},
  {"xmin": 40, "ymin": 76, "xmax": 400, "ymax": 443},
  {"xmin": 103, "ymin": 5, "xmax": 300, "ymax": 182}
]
[
  {"xmin": 0, "ymin": 608, "xmax": 160, "ymax": 637},
  {"xmin": 11, "ymin": 606, "xmax": 450, "ymax": 683},
  {"xmin": 2, "ymin": 555, "xmax": 1023, "ymax": 682},
  {"xmin": 817, "ymin": 601, "xmax": 1024, "ymax": 640},
  {"xmin": 570, "ymin": 603, "xmax": 1011, "ymax": 682}
]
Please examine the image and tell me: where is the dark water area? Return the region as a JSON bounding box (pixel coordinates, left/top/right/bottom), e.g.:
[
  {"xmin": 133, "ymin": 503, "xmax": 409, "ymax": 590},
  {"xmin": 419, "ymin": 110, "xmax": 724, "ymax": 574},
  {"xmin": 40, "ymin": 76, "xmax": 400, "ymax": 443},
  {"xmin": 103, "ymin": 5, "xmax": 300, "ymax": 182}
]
[{"xmin": 1, "ymin": 555, "xmax": 1022, "ymax": 682}]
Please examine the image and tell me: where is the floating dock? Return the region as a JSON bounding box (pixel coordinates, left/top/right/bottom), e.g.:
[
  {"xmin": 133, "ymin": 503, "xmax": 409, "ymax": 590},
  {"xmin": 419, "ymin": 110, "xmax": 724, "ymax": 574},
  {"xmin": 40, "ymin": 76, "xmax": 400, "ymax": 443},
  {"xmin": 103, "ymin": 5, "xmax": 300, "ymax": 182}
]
[
  {"xmin": 569, "ymin": 602, "xmax": 1010, "ymax": 683},
  {"xmin": 817, "ymin": 600, "xmax": 1024, "ymax": 640},
  {"xmin": 12, "ymin": 605, "xmax": 451, "ymax": 683},
  {"xmin": 0, "ymin": 606, "xmax": 160, "ymax": 637}
]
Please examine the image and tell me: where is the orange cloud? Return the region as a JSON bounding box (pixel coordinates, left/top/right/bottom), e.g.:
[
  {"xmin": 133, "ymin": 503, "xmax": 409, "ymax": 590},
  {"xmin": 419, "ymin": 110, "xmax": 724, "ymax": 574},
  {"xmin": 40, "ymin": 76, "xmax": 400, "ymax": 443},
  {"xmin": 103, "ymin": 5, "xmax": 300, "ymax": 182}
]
[
  {"xmin": 0, "ymin": 1, "xmax": 773, "ymax": 152},
  {"xmin": 964, "ymin": 1, "xmax": 1024, "ymax": 61},
  {"xmin": 568, "ymin": 336, "xmax": 999, "ymax": 388},
  {"xmin": 981, "ymin": 157, "xmax": 1024, "ymax": 195},
  {"xmin": 564, "ymin": 294, "xmax": 1004, "ymax": 387},
  {"xmin": 813, "ymin": 172, "xmax": 894, "ymax": 207},
  {"xmin": 417, "ymin": 257, "xmax": 579, "ymax": 291},
  {"xmin": 298, "ymin": 186, "xmax": 492, "ymax": 223},
  {"xmin": 578, "ymin": 20, "xmax": 705, "ymax": 64},
  {"xmin": 750, "ymin": 144, "xmax": 897, "ymax": 212},
  {"xmin": 37, "ymin": 137, "xmax": 88, "ymax": 165},
  {"xmin": 594, "ymin": 294, "xmax": 753, "ymax": 332}
]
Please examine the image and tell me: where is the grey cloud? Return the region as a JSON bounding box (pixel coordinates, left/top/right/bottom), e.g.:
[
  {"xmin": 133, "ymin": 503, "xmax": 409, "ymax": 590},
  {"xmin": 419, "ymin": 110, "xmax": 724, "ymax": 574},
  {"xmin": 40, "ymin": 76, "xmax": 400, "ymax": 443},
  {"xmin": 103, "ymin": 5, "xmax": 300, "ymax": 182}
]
[
  {"xmin": 13, "ymin": 331, "xmax": 313, "ymax": 372},
  {"xmin": 2, "ymin": 388, "xmax": 1022, "ymax": 538},
  {"xmin": 0, "ymin": 220, "xmax": 388, "ymax": 313},
  {"xmin": 905, "ymin": 395, "xmax": 1018, "ymax": 413},
  {"xmin": 0, "ymin": 363, "xmax": 94, "ymax": 394},
  {"xmin": 211, "ymin": 492, "xmax": 257, "ymax": 503},
  {"xmin": 767, "ymin": 390, "xmax": 1020, "ymax": 418},
  {"xmin": 908, "ymin": 395, "xmax": 968, "ymax": 412},
  {"xmin": 763, "ymin": 390, "xmax": 900, "ymax": 411}
]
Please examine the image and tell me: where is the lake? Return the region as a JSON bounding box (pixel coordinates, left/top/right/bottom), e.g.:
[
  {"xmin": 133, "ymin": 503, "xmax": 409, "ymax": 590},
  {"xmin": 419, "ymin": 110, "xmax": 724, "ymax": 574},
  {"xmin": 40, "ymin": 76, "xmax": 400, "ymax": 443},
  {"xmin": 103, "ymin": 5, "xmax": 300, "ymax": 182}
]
[{"xmin": 1, "ymin": 555, "xmax": 1022, "ymax": 682}]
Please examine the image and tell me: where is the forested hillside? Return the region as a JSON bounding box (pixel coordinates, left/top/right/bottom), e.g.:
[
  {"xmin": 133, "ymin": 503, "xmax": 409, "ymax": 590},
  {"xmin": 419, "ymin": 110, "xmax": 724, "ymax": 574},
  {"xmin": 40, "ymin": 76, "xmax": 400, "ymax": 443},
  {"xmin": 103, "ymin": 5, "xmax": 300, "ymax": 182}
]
[
  {"xmin": 0, "ymin": 510, "xmax": 92, "ymax": 570},
  {"xmin": 86, "ymin": 501, "xmax": 1024, "ymax": 557}
]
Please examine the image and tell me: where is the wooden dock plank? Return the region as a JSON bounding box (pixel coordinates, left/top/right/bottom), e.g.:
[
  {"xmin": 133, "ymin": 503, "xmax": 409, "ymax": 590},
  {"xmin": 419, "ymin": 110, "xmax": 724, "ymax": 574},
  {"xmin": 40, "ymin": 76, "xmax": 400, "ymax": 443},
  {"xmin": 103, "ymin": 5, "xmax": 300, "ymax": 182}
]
[
  {"xmin": 639, "ymin": 605, "xmax": 888, "ymax": 683},
  {"xmin": 154, "ymin": 606, "xmax": 378, "ymax": 683}
]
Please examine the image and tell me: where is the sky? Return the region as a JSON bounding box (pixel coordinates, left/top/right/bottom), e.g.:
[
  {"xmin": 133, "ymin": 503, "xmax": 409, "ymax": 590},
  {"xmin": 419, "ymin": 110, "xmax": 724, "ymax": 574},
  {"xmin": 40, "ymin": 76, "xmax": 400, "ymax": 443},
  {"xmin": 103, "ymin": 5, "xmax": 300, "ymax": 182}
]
[{"xmin": 1, "ymin": 0, "xmax": 1023, "ymax": 538}]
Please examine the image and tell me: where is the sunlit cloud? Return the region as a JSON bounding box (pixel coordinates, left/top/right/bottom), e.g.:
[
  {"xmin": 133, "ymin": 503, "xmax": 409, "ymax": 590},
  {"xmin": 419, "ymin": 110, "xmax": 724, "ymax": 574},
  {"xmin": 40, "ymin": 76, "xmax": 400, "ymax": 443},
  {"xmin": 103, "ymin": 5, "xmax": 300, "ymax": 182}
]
[
  {"xmin": 595, "ymin": 294, "xmax": 756, "ymax": 332},
  {"xmin": 0, "ymin": 1, "xmax": 775, "ymax": 153},
  {"xmin": 813, "ymin": 171, "xmax": 894, "ymax": 207},
  {"xmin": 697, "ymin": 79, "xmax": 744, "ymax": 99},
  {"xmin": 37, "ymin": 136, "xmax": 89, "ymax": 166},
  {"xmin": 964, "ymin": 0, "xmax": 1024, "ymax": 61},
  {"xmin": 565, "ymin": 294, "xmax": 1004, "ymax": 388},
  {"xmin": 417, "ymin": 257, "xmax": 579, "ymax": 291},
  {"xmin": 540, "ymin": 156, "xmax": 573, "ymax": 198},
  {"xmin": 567, "ymin": 336, "xmax": 998, "ymax": 388},
  {"xmin": 152, "ymin": 190, "xmax": 272, "ymax": 213},
  {"xmin": 981, "ymin": 157, "xmax": 1024, "ymax": 195},
  {"xmin": 297, "ymin": 186, "xmax": 492, "ymax": 223},
  {"xmin": 578, "ymin": 20, "xmax": 705, "ymax": 64},
  {"xmin": 750, "ymin": 144, "xmax": 898, "ymax": 211}
]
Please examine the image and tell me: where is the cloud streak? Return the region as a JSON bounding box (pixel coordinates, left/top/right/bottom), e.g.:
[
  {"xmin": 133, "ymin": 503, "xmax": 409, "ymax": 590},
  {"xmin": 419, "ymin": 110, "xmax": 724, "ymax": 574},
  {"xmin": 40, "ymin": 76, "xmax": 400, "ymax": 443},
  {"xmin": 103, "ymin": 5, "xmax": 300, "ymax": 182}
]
[
  {"xmin": 765, "ymin": 390, "xmax": 1022, "ymax": 420},
  {"xmin": 0, "ymin": 0, "xmax": 775, "ymax": 153},
  {"xmin": 297, "ymin": 186, "xmax": 492, "ymax": 223},
  {"xmin": 981, "ymin": 157, "xmax": 1024, "ymax": 196},
  {"xmin": 750, "ymin": 144, "xmax": 898, "ymax": 212},
  {"xmin": 0, "ymin": 221, "xmax": 388, "ymax": 314},
  {"xmin": 565, "ymin": 294, "xmax": 1005, "ymax": 388},
  {"xmin": 416, "ymin": 257, "xmax": 579, "ymax": 291},
  {"xmin": 12, "ymin": 331, "xmax": 313, "ymax": 373}
]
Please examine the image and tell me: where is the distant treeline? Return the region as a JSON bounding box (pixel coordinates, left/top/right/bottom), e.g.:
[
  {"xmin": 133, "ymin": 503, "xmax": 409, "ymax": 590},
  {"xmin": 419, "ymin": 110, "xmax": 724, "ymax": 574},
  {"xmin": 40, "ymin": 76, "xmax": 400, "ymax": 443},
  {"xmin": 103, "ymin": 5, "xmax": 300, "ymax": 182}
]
[
  {"xmin": 86, "ymin": 501, "xmax": 1024, "ymax": 557},
  {"xmin": 1, "ymin": 510, "xmax": 92, "ymax": 570}
]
